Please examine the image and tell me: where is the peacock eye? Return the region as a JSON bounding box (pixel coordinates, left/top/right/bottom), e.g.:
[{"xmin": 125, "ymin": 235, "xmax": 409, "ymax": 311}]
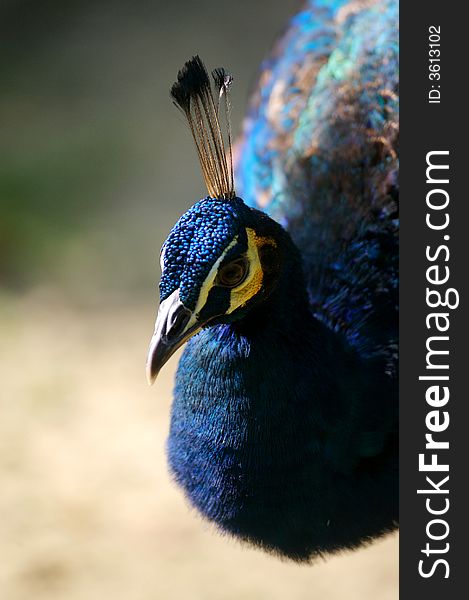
[{"xmin": 216, "ymin": 258, "xmax": 249, "ymax": 288}]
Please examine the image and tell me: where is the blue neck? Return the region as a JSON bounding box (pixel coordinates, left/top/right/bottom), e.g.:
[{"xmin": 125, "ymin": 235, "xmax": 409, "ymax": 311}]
[{"xmin": 166, "ymin": 246, "xmax": 396, "ymax": 559}]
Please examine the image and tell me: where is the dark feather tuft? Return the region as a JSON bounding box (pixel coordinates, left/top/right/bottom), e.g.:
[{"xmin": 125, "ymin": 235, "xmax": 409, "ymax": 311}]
[
  {"xmin": 170, "ymin": 55, "xmax": 210, "ymax": 111},
  {"xmin": 212, "ymin": 67, "xmax": 233, "ymax": 92},
  {"xmin": 170, "ymin": 56, "xmax": 235, "ymax": 200}
]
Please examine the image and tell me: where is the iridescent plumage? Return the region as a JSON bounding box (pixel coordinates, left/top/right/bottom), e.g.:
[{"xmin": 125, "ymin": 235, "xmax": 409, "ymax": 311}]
[
  {"xmin": 147, "ymin": 0, "xmax": 398, "ymax": 562},
  {"xmin": 236, "ymin": 0, "xmax": 398, "ymax": 376}
]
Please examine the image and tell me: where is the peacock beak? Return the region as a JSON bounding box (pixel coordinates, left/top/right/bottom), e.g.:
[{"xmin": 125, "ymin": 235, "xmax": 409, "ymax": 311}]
[{"xmin": 146, "ymin": 289, "xmax": 200, "ymax": 385}]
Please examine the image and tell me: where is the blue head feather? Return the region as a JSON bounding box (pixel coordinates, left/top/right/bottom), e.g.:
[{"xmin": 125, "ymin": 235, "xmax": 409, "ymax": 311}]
[{"xmin": 159, "ymin": 197, "xmax": 250, "ymax": 309}]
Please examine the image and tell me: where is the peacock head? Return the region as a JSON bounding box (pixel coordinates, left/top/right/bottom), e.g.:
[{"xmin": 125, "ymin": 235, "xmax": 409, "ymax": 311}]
[
  {"xmin": 146, "ymin": 56, "xmax": 284, "ymax": 384},
  {"xmin": 146, "ymin": 195, "xmax": 284, "ymax": 384}
]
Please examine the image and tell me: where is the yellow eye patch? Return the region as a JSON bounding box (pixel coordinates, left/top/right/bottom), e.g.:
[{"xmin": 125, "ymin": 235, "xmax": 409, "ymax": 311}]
[
  {"xmin": 191, "ymin": 228, "xmax": 277, "ymax": 321},
  {"xmin": 226, "ymin": 228, "xmax": 277, "ymax": 314}
]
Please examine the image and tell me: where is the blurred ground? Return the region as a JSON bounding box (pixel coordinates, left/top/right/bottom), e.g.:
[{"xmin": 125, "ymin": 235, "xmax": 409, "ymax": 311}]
[{"xmin": 0, "ymin": 291, "xmax": 398, "ymax": 600}]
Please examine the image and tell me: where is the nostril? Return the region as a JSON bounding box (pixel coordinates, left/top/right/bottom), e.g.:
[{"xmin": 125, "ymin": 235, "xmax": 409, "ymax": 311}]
[{"xmin": 166, "ymin": 308, "xmax": 191, "ymax": 340}]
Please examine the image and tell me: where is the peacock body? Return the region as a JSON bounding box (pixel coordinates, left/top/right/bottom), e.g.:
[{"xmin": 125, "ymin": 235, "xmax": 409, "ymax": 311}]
[{"xmin": 147, "ymin": 0, "xmax": 398, "ymax": 561}]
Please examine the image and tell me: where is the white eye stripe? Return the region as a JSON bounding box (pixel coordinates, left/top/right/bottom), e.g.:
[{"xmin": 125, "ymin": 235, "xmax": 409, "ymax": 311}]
[
  {"xmin": 160, "ymin": 246, "xmax": 166, "ymax": 273},
  {"xmin": 191, "ymin": 236, "xmax": 239, "ymax": 321}
]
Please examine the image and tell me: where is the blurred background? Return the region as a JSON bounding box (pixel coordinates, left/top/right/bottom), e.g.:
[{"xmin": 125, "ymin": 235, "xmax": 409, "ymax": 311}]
[{"xmin": 0, "ymin": 1, "xmax": 398, "ymax": 598}]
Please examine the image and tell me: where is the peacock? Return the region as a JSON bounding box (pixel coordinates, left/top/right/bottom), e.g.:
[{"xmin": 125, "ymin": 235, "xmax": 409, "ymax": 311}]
[{"xmin": 146, "ymin": 0, "xmax": 398, "ymax": 562}]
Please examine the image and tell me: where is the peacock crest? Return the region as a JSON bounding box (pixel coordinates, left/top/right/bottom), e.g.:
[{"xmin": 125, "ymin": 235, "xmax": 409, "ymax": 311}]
[{"xmin": 170, "ymin": 55, "xmax": 235, "ymax": 200}]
